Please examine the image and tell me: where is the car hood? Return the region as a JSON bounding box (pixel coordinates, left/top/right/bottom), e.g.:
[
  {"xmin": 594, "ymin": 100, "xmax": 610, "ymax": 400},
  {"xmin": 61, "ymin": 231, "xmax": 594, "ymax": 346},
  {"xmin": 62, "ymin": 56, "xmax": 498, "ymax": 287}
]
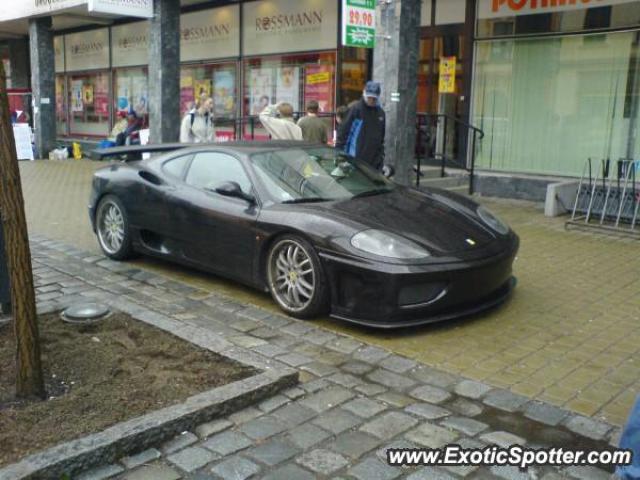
[{"xmin": 305, "ymin": 188, "xmax": 497, "ymax": 255}]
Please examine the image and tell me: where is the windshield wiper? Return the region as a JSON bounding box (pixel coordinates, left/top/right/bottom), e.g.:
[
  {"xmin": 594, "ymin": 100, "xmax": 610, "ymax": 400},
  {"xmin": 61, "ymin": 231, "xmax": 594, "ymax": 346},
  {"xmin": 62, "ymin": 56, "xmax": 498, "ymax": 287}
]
[
  {"xmin": 351, "ymin": 188, "xmax": 392, "ymax": 199},
  {"xmin": 281, "ymin": 197, "xmax": 332, "ymax": 204}
]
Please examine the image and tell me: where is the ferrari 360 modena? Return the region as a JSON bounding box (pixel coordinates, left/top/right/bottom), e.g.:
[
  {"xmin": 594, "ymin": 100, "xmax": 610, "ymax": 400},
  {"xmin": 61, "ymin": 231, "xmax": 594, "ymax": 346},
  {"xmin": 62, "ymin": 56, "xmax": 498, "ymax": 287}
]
[{"xmin": 89, "ymin": 141, "xmax": 518, "ymax": 328}]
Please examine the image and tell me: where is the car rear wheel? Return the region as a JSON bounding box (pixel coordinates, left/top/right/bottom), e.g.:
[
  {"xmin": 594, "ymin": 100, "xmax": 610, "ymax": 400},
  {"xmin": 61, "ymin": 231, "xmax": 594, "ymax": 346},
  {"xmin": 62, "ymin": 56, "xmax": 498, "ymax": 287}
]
[
  {"xmin": 96, "ymin": 195, "xmax": 133, "ymax": 260},
  {"xmin": 266, "ymin": 235, "xmax": 327, "ymax": 319}
]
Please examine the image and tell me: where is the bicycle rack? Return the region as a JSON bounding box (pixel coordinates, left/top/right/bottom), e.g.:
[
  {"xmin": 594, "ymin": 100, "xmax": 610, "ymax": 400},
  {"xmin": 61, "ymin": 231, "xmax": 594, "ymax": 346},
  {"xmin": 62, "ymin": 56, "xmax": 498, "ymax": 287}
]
[{"xmin": 566, "ymin": 157, "xmax": 640, "ymax": 237}]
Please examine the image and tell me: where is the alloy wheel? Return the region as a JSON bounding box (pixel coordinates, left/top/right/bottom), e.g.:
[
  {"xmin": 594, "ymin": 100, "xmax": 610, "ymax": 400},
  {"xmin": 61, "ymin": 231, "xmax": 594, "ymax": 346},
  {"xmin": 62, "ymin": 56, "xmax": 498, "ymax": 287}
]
[
  {"xmin": 268, "ymin": 239, "xmax": 316, "ymax": 313},
  {"xmin": 97, "ymin": 201, "xmax": 125, "ymax": 255}
]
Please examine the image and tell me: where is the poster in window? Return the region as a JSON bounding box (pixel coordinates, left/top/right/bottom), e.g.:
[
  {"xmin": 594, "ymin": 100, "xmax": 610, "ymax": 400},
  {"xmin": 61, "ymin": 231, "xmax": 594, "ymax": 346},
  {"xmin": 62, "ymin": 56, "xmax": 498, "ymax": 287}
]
[
  {"xmin": 117, "ymin": 76, "xmax": 131, "ymax": 113},
  {"xmin": 71, "ymin": 80, "xmax": 84, "ymax": 112},
  {"xmin": 194, "ymin": 79, "xmax": 212, "ymax": 100},
  {"xmin": 438, "ymin": 56, "xmax": 456, "ymax": 94},
  {"xmin": 275, "ymin": 66, "xmax": 300, "ymax": 111},
  {"xmin": 250, "ymin": 68, "xmax": 274, "ymax": 115},
  {"xmin": 305, "ymin": 65, "xmax": 334, "ymax": 112},
  {"xmin": 55, "ymin": 77, "xmax": 65, "ymax": 119},
  {"xmin": 180, "ymin": 74, "xmax": 195, "ymax": 114},
  {"xmin": 116, "ymin": 74, "xmax": 146, "ymax": 116},
  {"xmin": 131, "ymin": 74, "xmax": 148, "ymax": 115},
  {"xmin": 82, "ymin": 85, "xmax": 94, "ymax": 106},
  {"xmin": 94, "ymin": 75, "xmax": 109, "ymax": 117},
  {"xmin": 214, "ymin": 69, "xmax": 235, "ymax": 118}
]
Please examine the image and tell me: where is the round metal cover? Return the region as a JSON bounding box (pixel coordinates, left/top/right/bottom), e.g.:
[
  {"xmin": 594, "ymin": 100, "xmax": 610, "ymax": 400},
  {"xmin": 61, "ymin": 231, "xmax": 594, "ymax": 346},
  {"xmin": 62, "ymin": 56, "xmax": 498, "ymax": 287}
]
[{"xmin": 61, "ymin": 303, "xmax": 110, "ymax": 324}]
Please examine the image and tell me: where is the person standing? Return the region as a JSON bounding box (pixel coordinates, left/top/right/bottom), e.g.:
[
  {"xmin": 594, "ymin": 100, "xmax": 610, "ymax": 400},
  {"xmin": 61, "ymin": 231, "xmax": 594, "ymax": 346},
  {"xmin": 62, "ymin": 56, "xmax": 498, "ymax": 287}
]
[
  {"xmin": 115, "ymin": 110, "xmax": 142, "ymax": 146},
  {"xmin": 336, "ymin": 81, "xmax": 386, "ymax": 170},
  {"xmin": 297, "ymin": 100, "xmax": 328, "ymax": 144},
  {"xmin": 180, "ymin": 96, "xmax": 215, "ymax": 143},
  {"xmin": 259, "ymin": 102, "xmax": 303, "ymax": 140},
  {"xmin": 335, "ymin": 105, "xmax": 349, "ymax": 126},
  {"xmin": 615, "ymin": 395, "xmax": 640, "ymax": 479}
]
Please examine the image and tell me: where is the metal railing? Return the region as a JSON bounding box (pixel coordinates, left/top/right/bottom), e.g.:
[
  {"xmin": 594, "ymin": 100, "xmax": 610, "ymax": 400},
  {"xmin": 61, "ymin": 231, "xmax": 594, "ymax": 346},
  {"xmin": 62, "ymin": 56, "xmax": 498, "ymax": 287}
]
[{"xmin": 415, "ymin": 113, "xmax": 484, "ymax": 195}]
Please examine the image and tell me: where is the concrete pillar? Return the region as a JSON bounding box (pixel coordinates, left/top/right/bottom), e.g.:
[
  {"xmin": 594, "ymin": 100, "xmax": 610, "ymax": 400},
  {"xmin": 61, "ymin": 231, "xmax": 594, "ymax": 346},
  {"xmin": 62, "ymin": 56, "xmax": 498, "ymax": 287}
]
[
  {"xmin": 29, "ymin": 17, "xmax": 56, "ymax": 158},
  {"xmin": 148, "ymin": 0, "xmax": 180, "ymax": 143},
  {"xmin": 373, "ymin": 0, "xmax": 421, "ymax": 186},
  {"xmin": 8, "ymin": 38, "xmax": 30, "ymax": 89}
]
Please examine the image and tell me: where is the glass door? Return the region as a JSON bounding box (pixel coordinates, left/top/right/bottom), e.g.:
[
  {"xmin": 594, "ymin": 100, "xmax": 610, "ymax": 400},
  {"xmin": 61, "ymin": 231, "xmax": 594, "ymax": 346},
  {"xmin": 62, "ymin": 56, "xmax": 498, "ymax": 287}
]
[{"xmin": 418, "ymin": 28, "xmax": 468, "ymax": 167}]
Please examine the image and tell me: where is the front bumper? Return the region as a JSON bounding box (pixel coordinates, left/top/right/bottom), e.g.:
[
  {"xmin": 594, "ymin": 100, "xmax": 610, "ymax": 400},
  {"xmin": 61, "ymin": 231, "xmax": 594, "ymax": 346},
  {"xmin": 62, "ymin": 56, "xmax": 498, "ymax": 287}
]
[{"xmin": 320, "ymin": 237, "xmax": 518, "ymax": 329}]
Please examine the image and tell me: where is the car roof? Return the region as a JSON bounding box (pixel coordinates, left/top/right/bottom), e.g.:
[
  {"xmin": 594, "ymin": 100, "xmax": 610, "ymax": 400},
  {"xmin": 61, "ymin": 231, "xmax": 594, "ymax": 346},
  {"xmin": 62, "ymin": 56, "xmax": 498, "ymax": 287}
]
[{"xmin": 185, "ymin": 140, "xmax": 328, "ymax": 155}]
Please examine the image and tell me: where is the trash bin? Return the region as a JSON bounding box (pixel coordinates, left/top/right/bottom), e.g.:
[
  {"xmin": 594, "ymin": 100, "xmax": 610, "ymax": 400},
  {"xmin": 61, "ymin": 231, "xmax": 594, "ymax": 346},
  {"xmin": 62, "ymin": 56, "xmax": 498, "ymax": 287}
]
[{"xmin": 0, "ymin": 225, "xmax": 11, "ymax": 314}]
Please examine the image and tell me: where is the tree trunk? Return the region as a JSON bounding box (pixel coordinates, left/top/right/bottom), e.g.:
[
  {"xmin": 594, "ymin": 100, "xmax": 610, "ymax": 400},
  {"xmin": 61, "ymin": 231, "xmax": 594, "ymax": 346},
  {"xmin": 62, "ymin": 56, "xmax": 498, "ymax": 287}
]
[{"xmin": 0, "ymin": 60, "xmax": 45, "ymax": 399}]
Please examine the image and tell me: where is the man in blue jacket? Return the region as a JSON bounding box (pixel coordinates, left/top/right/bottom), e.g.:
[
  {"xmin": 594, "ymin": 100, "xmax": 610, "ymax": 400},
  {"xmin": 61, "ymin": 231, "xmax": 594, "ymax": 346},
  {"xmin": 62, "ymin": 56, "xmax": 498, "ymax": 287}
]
[
  {"xmin": 616, "ymin": 395, "xmax": 640, "ymax": 479},
  {"xmin": 336, "ymin": 81, "xmax": 386, "ymax": 170}
]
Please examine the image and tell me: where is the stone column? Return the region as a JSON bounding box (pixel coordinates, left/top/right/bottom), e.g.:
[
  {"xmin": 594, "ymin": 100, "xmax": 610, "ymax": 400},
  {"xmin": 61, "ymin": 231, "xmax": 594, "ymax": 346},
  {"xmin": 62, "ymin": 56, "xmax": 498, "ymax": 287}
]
[
  {"xmin": 373, "ymin": 0, "xmax": 420, "ymax": 186},
  {"xmin": 148, "ymin": 0, "xmax": 180, "ymax": 144},
  {"xmin": 29, "ymin": 17, "xmax": 56, "ymax": 158},
  {"xmin": 8, "ymin": 38, "xmax": 30, "ymax": 89}
]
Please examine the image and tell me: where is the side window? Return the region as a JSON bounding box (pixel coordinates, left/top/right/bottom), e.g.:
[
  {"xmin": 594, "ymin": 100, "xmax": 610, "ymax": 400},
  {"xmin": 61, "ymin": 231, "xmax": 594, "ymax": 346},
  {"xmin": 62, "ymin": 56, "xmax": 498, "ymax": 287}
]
[
  {"xmin": 162, "ymin": 154, "xmax": 192, "ymax": 179},
  {"xmin": 185, "ymin": 152, "xmax": 252, "ymax": 193}
]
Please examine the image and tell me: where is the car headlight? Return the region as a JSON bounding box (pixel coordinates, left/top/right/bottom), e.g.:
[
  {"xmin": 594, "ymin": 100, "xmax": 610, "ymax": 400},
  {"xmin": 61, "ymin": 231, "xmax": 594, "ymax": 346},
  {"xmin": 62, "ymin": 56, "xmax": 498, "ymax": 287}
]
[
  {"xmin": 350, "ymin": 229, "xmax": 430, "ymax": 259},
  {"xmin": 477, "ymin": 206, "xmax": 509, "ymax": 235}
]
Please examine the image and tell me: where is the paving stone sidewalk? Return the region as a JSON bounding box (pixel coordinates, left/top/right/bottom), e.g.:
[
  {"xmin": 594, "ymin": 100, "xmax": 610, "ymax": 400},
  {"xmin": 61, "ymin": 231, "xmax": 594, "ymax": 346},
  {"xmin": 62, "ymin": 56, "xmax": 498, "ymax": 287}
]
[{"xmin": 11, "ymin": 235, "xmax": 624, "ymax": 480}]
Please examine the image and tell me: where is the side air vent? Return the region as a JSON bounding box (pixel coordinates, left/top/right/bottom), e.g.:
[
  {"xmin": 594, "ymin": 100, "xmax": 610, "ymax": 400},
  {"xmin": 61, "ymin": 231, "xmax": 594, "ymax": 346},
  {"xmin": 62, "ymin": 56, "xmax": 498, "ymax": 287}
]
[{"xmin": 138, "ymin": 170, "xmax": 163, "ymax": 185}]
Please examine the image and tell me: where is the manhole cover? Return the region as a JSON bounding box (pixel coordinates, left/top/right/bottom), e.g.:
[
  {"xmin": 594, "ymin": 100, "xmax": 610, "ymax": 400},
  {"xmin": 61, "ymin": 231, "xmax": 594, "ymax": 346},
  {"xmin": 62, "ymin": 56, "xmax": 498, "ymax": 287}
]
[{"xmin": 61, "ymin": 303, "xmax": 110, "ymax": 325}]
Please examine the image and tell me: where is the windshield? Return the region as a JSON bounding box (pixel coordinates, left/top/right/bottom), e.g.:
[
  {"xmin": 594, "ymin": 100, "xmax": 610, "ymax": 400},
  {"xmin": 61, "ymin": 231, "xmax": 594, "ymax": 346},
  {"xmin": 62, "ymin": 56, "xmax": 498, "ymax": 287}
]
[{"xmin": 251, "ymin": 147, "xmax": 394, "ymax": 203}]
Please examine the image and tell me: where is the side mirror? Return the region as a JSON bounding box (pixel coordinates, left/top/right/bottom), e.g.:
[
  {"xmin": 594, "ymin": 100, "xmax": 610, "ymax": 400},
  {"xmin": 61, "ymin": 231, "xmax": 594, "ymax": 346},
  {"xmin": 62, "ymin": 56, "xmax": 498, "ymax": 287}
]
[
  {"xmin": 381, "ymin": 165, "xmax": 395, "ymax": 178},
  {"xmin": 215, "ymin": 181, "xmax": 255, "ymax": 204}
]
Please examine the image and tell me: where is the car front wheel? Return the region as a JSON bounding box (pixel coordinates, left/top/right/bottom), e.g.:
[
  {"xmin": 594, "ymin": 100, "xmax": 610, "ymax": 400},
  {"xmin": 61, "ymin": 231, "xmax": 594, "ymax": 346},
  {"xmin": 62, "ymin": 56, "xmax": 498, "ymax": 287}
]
[
  {"xmin": 95, "ymin": 195, "xmax": 133, "ymax": 260},
  {"xmin": 266, "ymin": 235, "xmax": 327, "ymax": 319}
]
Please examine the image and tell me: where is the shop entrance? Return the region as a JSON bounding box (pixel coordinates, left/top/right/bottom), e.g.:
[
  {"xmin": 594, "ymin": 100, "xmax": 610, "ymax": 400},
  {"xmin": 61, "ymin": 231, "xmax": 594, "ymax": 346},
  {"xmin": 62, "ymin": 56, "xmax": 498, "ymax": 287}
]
[{"xmin": 417, "ymin": 24, "xmax": 470, "ymax": 169}]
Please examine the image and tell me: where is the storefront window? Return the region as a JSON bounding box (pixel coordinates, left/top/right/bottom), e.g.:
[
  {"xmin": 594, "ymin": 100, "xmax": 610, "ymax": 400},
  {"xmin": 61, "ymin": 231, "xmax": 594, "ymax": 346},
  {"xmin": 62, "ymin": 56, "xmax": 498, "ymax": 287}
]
[
  {"xmin": 472, "ymin": 31, "xmax": 640, "ymax": 176},
  {"xmin": 114, "ymin": 67, "xmax": 148, "ymax": 127},
  {"xmin": 418, "ymin": 36, "xmax": 465, "ymax": 113},
  {"xmin": 68, "ymin": 71, "xmax": 110, "ymax": 137},
  {"xmin": 56, "ymin": 75, "xmax": 67, "ymax": 136},
  {"xmin": 180, "ymin": 63, "xmax": 237, "ymax": 141},
  {"xmin": 243, "ymin": 52, "xmax": 336, "ymax": 140},
  {"xmin": 340, "ymin": 47, "xmax": 368, "ymax": 107}
]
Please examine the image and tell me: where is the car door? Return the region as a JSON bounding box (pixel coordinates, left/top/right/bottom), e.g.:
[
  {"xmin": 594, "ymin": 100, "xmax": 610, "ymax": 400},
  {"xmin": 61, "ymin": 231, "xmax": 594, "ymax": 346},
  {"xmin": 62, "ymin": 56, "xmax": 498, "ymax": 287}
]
[
  {"xmin": 135, "ymin": 153, "xmax": 193, "ymax": 255},
  {"xmin": 175, "ymin": 151, "xmax": 258, "ymax": 282}
]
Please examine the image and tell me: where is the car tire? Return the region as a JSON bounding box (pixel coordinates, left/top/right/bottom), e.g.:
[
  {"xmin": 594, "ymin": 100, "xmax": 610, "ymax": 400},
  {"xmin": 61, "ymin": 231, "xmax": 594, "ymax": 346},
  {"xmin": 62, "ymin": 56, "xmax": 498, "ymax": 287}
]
[
  {"xmin": 95, "ymin": 194, "xmax": 134, "ymax": 260},
  {"xmin": 266, "ymin": 235, "xmax": 328, "ymax": 319}
]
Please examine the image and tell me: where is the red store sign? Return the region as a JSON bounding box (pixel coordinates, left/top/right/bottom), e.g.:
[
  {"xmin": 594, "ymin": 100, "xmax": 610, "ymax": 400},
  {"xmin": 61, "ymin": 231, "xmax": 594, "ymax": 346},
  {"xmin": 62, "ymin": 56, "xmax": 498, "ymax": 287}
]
[{"xmin": 478, "ymin": 0, "xmax": 637, "ymax": 19}]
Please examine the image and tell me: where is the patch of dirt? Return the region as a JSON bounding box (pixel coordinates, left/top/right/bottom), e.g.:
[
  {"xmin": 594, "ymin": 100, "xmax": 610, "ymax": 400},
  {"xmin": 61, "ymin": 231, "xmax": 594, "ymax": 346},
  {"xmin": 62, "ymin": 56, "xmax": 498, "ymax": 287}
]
[{"xmin": 0, "ymin": 312, "xmax": 256, "ymax": 467}]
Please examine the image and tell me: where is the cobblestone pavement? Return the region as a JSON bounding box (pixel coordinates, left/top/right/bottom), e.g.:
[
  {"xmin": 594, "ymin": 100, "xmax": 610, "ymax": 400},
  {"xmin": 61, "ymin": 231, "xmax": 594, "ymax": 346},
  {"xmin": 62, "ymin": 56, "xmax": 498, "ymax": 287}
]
[
  {"xmin": 19, "ymin": 159, "xmax": 640, "ymax": 426},
  {"xmin": 18, "ymin": 236, "xmax": 621, "ymax": 480}
]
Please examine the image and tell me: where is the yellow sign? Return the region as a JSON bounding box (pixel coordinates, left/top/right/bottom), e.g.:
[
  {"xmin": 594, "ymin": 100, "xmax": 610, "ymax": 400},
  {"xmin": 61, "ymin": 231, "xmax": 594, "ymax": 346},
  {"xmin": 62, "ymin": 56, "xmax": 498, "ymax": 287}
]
[
  {"xmin": 180, "ymin": 76, "xmax": 193, "ymax": 89},
  {"xmin": 194, "ymin": 79, "xmax": 212, "ymax": 98},
  {"xmin": 82, "ymin": 85, "xmax": 94, "ymax": 105},
  {"xmin": 307, "ymin": 72, "xmax": 330, "ymax": 85},
  {"xmin": 438, "ymin": 56, "xmax": 456, "ymax": 94}
]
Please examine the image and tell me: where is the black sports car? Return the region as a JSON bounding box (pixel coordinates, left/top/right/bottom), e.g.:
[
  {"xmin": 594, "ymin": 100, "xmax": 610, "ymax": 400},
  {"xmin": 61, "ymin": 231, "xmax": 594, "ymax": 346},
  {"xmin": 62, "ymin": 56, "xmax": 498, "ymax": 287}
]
[{"xmin": 89, "ymin": 141, "xmax": 518, "ymax": 328}]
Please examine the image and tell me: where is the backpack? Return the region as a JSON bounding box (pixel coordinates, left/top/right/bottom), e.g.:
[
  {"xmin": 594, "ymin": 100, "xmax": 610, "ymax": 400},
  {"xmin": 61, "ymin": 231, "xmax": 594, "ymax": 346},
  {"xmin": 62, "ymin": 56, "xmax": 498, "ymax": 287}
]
[{"xmin": 189, "ymin": 110, "xmax": 210, "ymax": 128}]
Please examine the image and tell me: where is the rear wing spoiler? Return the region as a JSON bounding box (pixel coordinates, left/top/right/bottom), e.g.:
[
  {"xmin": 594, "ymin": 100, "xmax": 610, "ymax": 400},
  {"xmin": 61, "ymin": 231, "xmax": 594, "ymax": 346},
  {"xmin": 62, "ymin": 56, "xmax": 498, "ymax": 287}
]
[{"xmin": 91, "ymin": 143, "xmax": 196, "ymax": 160}]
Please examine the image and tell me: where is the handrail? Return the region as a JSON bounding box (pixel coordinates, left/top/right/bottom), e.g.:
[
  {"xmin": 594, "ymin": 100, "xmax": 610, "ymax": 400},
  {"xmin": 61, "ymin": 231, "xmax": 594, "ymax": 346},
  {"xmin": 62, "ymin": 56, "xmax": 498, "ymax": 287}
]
[
  {"xmin": 416, "ymin": 112, "xmax": 485, "ymax": 195},
  {"xmin": 419, "ymin": 113, "xmax": 484, "ymax": 140}
]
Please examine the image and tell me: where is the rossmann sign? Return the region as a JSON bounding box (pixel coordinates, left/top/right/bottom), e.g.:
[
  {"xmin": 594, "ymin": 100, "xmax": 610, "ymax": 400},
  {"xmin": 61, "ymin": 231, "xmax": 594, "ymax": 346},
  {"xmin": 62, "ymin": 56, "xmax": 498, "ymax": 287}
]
[{"xmin": 478, "ymin": 0, "xmax": 638, "ymax": 19}]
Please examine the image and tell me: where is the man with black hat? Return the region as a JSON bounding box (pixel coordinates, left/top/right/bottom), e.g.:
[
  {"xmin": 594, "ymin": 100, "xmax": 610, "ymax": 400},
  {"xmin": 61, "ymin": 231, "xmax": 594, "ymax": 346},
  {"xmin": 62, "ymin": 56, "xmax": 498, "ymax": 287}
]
[{"xmin": 336, "ymin": 81, "xmax": 386, "ymax": 170}]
